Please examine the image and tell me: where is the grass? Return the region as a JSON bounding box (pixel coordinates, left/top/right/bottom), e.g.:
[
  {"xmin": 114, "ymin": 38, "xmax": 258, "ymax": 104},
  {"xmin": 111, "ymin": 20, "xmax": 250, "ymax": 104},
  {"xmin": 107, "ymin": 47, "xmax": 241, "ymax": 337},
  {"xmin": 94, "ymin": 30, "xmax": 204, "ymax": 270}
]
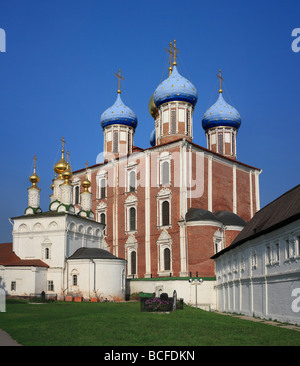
[{"xmin": 0, "ymin": 299, "xmax": 300, "ymax": 346}]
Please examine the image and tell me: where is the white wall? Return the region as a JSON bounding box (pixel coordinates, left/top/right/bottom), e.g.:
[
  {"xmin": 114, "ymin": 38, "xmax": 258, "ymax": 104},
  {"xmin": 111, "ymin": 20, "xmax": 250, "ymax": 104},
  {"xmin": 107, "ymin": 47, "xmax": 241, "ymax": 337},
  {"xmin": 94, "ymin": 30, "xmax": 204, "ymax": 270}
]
[
  {"xmin": 67, "ymin": 258, "xmax": 126, "ymax": 300},
  {"xmin": 129, "ymin": 279, "xmax": 216, "ymax": 310},
  {"xmin": 215, "ymin": 219, "xmax": 300, "ymax": 325},
  {"xmin": 0, "ymin": 266, "xmax": 48, "ymax": 296}
]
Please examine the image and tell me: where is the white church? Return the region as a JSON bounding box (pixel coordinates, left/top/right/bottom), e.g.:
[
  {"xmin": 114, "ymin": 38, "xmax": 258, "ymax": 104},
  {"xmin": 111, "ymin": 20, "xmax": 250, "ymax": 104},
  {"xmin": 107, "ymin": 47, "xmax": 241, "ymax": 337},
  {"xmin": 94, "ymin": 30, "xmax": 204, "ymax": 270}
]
[{"xmin": 0, "ymin": 143, "xmax": 127, "ymax": 302}]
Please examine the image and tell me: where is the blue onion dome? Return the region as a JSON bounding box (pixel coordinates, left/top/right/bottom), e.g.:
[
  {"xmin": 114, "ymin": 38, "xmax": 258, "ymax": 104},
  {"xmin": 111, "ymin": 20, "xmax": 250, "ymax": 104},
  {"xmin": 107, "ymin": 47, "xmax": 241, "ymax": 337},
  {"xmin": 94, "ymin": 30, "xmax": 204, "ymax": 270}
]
[
  {"xmin": 153, "ymin": 65, "xmax": 198, "ymax": 108},
  {"xmin": 202, "ymin": 91, "xmax": 241, "ymax": 131},
  {"xmin": 150, "ymin": 129, "xmax": 156, "ymax": 147},
  {"xmin": 100, "ymin": 93, "xmax": 138, "ymax": 129}
]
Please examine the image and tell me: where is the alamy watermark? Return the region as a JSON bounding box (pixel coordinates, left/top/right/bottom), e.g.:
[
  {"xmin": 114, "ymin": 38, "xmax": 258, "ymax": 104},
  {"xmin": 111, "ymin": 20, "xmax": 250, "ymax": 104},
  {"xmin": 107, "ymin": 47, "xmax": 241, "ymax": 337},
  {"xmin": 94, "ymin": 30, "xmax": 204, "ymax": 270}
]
[
  {"xmin": 95, "ymin": 150, "xmax": 204, "ymax": 199},
  {"xmin": 0, "ymin": 287, "xmax": 5, "ymax": 312},
  {"xmin": 0, "ymin": 28, "xmax": 6, "ymax": 52},
  {"xmin": 291, "ymin": 288, "xmax": 300, "ymax": 313},
  {"xmin": 291, "ymin": 28, "xmax": 300, "ymax": 52}
]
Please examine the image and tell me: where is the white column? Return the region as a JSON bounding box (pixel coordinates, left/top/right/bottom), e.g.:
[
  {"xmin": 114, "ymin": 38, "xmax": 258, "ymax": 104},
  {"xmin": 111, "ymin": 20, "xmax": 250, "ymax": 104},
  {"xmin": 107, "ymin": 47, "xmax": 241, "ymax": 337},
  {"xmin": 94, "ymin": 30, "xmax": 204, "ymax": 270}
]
[
  {"xmin": 145, "ymin": 151, "xmax": 151, "ymax": 277},
  {"xmin": 208, "ymin": 156, "xmax": 212, "ymax": 212},
  {"xmin": 28, "ymin": 187, "xmax": 40, "ymax": 209},
  {"xmin": 233, "ymin": 164, "xmax": 237, "ymax": 214},
  {"xmin": 80, "ymin": 192, "xmax": 92, "ymax": 212},
  {"xmin": 60, "ymin": 184, "xmax": 72, "ymax": 206}
]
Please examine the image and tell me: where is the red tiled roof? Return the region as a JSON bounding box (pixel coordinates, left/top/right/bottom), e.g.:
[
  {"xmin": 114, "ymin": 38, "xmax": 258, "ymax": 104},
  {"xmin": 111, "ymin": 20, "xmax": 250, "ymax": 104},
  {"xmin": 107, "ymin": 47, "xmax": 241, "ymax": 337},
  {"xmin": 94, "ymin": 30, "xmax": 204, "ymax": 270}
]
[{"xmin": 0, "ymin": 243, "xmax": 49, "ymax": 268}]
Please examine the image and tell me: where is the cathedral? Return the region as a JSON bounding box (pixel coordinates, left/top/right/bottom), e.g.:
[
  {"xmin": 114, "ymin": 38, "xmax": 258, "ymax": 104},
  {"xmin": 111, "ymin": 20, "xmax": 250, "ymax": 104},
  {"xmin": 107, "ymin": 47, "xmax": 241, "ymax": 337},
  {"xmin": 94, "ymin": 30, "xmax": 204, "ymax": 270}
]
[
  {"xmin": 72, "ymin": 40, "xmax": 261, "ymax": 280},
  {"xmin": 0, "ymin": 41, "xmax": 262, "ymax": 304}
]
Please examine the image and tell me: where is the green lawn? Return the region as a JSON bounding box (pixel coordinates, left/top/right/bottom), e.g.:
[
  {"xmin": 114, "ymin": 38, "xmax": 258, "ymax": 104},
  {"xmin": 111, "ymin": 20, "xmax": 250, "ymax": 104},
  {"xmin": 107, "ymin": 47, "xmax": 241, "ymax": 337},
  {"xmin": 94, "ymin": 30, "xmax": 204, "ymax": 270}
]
[{"xmin": 0, "ymin": 299, "xmax": 299, "ymax": 346}]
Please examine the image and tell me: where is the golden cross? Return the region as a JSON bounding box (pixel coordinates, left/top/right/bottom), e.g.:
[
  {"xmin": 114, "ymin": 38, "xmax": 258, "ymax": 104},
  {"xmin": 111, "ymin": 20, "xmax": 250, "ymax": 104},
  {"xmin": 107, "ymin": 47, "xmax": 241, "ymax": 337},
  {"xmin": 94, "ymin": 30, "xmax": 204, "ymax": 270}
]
[
  {"xmin": 217, "ymin": 69, "xmax": 224, "ymax": 92},
  {"xmin": 165, "ymin": 41, "xmax": 173, "ymax": 75},
  {"xmin": 66, "ymin": 150, "xmax": 70, "ymax": 162},
  {"xmin": 85, "ymin": 160, "xmax": 88, "ymax": 173},
  {"xmin": 33, "ymin": 154, "xmax": 37, "ymax": 171},
  {"xmin": 171, "ymin": 39, "xmax": 179, "ymax": 66},
  {"xmin": 115, "ymin": 69, "xmax": 124, "ymax": 93},
  {"xmin": 60, "ymin": 136, "xmax": 66, "ymax": 151}
]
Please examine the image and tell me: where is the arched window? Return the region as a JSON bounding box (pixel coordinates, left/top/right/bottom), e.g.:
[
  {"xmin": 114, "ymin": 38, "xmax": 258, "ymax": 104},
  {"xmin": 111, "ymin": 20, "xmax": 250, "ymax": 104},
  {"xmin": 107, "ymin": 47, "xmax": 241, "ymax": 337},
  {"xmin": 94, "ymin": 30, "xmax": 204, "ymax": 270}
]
[
  {"xmin": 129, "ymin": 170, "xmax": 136, "ymax": 192},
  {"xmin": 162, "ymin": 161, "xmax": 170, "ymax": 185},
  {"xmin": 45, "ymin": 248, "xmax": 50, "ymax": 259},
  {"xmin": 131, "ymin": 251, "xmax": 136, "ymax": 275},
  {"xmin": 113, "ymin": 131, "xmax": 118, "ymax": 153},
  {"xmin": 164, "ymin": 248, "xmax": 171, "ymax": 271},
  {"xmin": 100, "ymin": 178, "xmax": 106, "ymax": 199},
  {"xmin": 75, "ymin": 186, "xmax": 80, "ymax": 204},
  {"xmin": 162, "ymin": 201, "xmax": 170, "ymax": 226},
  {"xmin": 100, "ymin": 212, "xmax": 106, "ymax": 234},
  {"xmin": 72, "ymin": 274, "xmax": 78, "ymax": 286},
  {"xmin": 129, "ymin": 207, "xmax": 136, "ymax": 231},
  {"xmin": 218, "ymin": 132, "xmax": 223, "ymax": 154},
  {"xmin": 100, "ymin": 212, "xmax": 106, "ymax": 225}
]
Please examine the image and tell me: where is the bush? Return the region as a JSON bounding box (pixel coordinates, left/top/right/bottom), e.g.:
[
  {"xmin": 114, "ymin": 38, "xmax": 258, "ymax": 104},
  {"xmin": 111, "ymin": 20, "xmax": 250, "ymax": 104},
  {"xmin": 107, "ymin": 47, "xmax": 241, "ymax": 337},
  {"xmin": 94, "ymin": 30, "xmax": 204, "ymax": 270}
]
[{"xmin": 141, "ymin": 297, "xmax": 173, "ymax": 312}]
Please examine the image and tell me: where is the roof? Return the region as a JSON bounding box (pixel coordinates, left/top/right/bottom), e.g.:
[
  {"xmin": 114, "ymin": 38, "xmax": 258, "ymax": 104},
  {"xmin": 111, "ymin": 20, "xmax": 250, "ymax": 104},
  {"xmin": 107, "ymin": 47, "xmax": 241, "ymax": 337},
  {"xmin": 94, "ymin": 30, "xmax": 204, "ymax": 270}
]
[
  {"xmin": 214, "ymin": 211, "xmax": 246, "ymax": 227},
  {"xmin": 0, "ymin": 243, "xmax": 49, "ymax": 267},
  {"xmin": 68, "ymin": 247, "xmax": 124, "ymax": 261},
  {"xmin": 153, "ymin": 65, "xmax": 198, "ymax": 108},
  {"xmin": 72, "ymin": 137, "xmax": 261, "ymax": 175},
  {"xmin": 212, "ymin": 184, "xmax": 300, "ymax": 259},
  {"xmin": 11, "ymin": 211, "xmax": 104, "ymax": 227},
  {"xmin": 202, "ymin": 91, "xmax": 241, "ymax": 131},
  {"xmin": 186, "ymin": 208, "xmax": 220, "ymax": 222}
]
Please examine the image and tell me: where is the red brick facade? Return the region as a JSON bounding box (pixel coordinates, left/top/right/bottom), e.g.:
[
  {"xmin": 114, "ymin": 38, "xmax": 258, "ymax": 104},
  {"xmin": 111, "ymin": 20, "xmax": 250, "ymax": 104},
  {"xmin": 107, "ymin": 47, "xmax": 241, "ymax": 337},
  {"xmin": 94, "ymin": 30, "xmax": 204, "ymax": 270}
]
[{"xmin": 72, "ymin": 138, "xmax": 261, "ymax": 279}]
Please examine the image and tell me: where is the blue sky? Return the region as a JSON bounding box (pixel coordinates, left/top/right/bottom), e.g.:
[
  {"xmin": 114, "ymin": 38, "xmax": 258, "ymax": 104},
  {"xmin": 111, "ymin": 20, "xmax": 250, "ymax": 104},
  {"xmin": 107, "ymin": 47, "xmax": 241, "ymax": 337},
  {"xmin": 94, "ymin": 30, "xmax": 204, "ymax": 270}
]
[{"xmin": 0, "ymin": 0, "xmax": 299, "ymax": 242}]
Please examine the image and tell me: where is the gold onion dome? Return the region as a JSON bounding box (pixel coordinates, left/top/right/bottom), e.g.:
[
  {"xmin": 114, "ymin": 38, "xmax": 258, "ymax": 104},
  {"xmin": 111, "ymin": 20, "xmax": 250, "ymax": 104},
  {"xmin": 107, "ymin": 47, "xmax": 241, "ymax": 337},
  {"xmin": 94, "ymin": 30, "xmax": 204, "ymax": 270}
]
[
  {"xmin": 62, "ymin": 162, "xmax": 73, "ymax": 185},
  {"xmin": 29, "ymin": 155, "xmax": 40, "ymax": 189},
  {"xmin": 29, "ymin": 170, "xmax": 40, "ymax": 188},
  {"xmin": 148, "ymin": 94, "xmax": 158, "ymax": 118},
  {"xmin": 54, "ymin": 137, "xmax": 68, "ymax": 178},
  {"xmin": 82, "ymin": 176, "xmax": 91, "ymax": 192},
  {"xmin": 82, "ymin": 161, "xmax": 91, "ymax": 192}
]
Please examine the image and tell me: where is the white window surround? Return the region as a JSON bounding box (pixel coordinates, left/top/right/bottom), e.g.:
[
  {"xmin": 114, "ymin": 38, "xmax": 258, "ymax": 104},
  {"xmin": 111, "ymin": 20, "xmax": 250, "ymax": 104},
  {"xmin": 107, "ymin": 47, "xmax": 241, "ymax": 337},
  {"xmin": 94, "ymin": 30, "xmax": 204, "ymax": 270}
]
[
  {"xmin": 125, "ymin": 234, "xmax": 138, "ymax": 278},
  {"xmin": 156, "ymin": 188, "xmax": 172, "ymax": 229},
  {"xmin": 156, "ymin": 229, "xmax": 172, "ymax": 276},
  {"xmin": 96, "ymin": 170, "xmax": 107, "ymax": 200},
  {"xmin": 157, "ymin": 152, "xmax": 171, "ymax": 186},
  {"xmin": 72, "ymin": 177, "xmax": 81, "ymax": 205},
  {"xmin": 125, "ymin": 194, "xmax": 138, "ymax": 234},
  {"xmin": 125, "ymin": 161, "xmax": 138, "ymax": 193}
]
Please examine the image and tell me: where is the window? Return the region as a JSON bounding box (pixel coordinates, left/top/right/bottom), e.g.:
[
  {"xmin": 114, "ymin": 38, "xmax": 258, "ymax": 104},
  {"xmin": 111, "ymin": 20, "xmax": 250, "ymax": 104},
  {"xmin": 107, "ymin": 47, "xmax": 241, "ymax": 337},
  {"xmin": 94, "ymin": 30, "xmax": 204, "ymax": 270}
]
[
  {"xmin": 186, "ymin": 110, "xmax": 190, "ymax": 134},
  {"xmin": 11, "ymin": 281, "xmax": 16, "ymax": 291},
  {"xmin": 100, "ymin": 212, "xmax": 106, "ymax": 225},
  {"xmin": 297, "ymin": 236, "xmax": 300, "ymax": 256},
  {"xmin": 45, "ymin": 248, "xmax": 50, "ymax": 259},
  {"xmin": 232, "ymin": 133, "xmax": 235, "ymax": 155},
  {"xmin": 100, "ymin": 178, "xmax": 106, "ymax": 199},
  {"xmin": 128, "ymin": 131, "xmax": 132, "ymax": 153},
  {"xmin": 72, "ymin": 275, "xmax": 78, "ymax": 286},
  {"xmin": 161, "ymin": 161, "xmax": 170, "ymax": 185},
  {"xmin": 131, "ymin": 251, "xmax": 136, "ymax": 275},
  {"xmin": 129, "ymin": 207, "xmax": 136, "ymax": 231},
  {"xmin": 266, "ymin": 245, "xmax": 271, "ymax": 264},
  {"xmin": 274, "ymin": 242, "xmax": 280, "ymax": 262},
  {"xmin": 47, "ymin": 281, "xmax": 54, "ymax": 291},
  {"xmin": 74, "ymin": 186, "xmax": 80, "ymax": 204},
  {"xmin": 113, "ymin": 131, "xmax": 118, "ymax": 153},
  {"xmin": 218, "ymin": 132, "xmax": 223, "ymax": 154},
  {"xmin": 171, "ymin": 108, "xmax": 176, "ymax": 134},
  {"xmin": 129, "ymin": 170, "xmax": 136, "ymax": 192},
  {"xmin": 162, "ymin": 200, "xmax": 170, "ymax": 226},
  {"xmin": 251, "ymin": 250, "xmax": 257, "ymax": 269},
  {"xmin": 164, "ymin": 248, "xmax": 171, "ymax": 271},
  {"xmin": 285, "ymin": 239, "xmax": 290, "ymax": 259}
]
